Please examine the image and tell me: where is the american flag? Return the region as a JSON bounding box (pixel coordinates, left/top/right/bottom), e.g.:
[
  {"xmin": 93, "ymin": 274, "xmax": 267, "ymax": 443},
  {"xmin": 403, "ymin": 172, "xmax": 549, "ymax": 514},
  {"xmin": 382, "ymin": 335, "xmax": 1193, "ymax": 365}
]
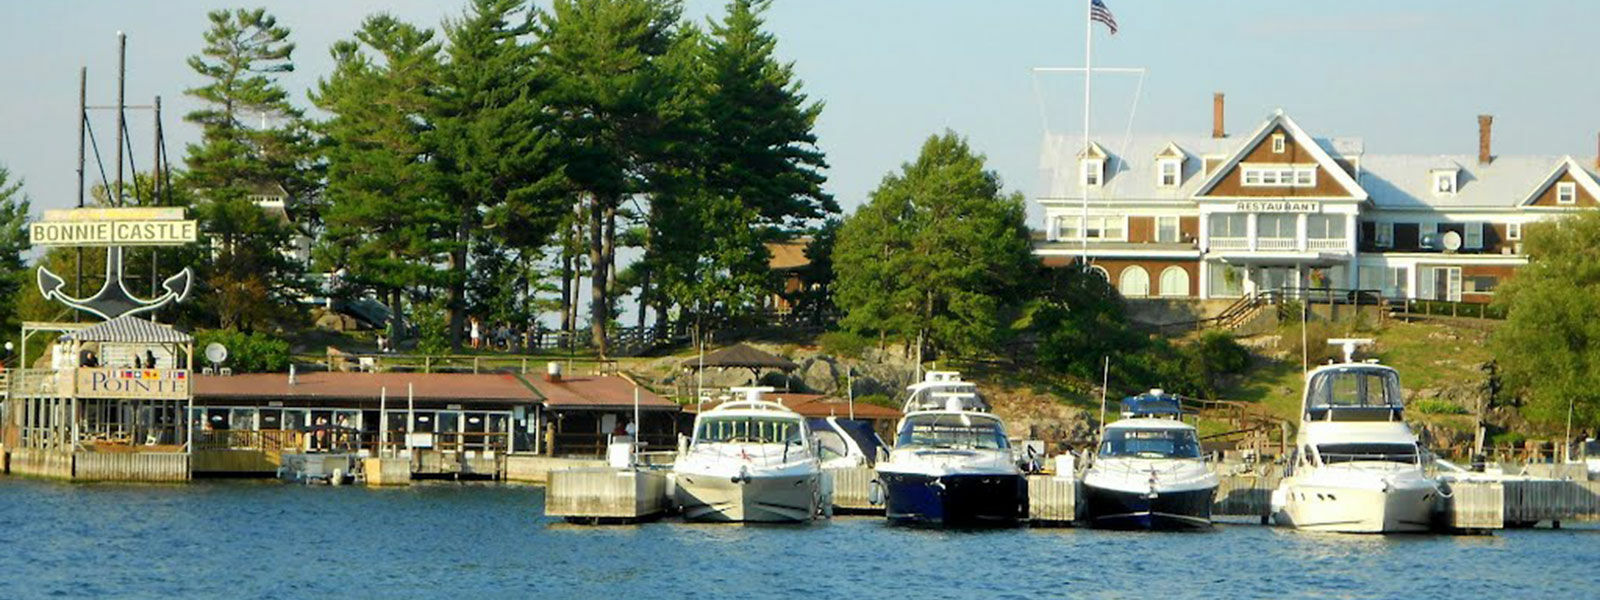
[{"xmin": 1091, "ymin": 0, "xmax": 1118, "ymax": 35}]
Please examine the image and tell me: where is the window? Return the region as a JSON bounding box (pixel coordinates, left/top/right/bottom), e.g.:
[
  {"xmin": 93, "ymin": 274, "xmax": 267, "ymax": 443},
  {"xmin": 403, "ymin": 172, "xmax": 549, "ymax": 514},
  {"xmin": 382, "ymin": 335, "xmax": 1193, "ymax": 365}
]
[
  {"xmin": 1089, "ymin": 265, "xmax": 1110, "ymax": 280},
  {"xmin": 1271, "ymin": 134, "xmax": 1286, "ymax": 154},
  {"xmin": 1258, "ymin": 214, "xmax": 1296, "ymax": 239},
  {"xmin": 897, "ymin": 413, "xmax": 1009, "ymax": 450},
  {"xmin": 1156, "ymin": 216, "xmax": 1179, "ymax": 243},
  {"xmin": 1119, "ymin": 266, "xmax": 1150, "ymax": 297},
  {"xmin": 1308, "ymin": 214, "xmax": 1346, "ymax": 240},
  {"xmin": 1386, "ymin": 266, "xmax": 1409, "ymax": 298},
  {"xmin": 1465, "ymin": 275, "xmax": 1498, "ymax": 294},
  {"xmin": 1507, "ymin": 222, "xmax": 1522, "ymax": 240},
  {"xmin": 1158, "ymin": 159, "xmax": 1180, "ymax": 187},
  {"xmin": 1209, "ymin": 213, "xmax": 1247, "ymax": 238},
  {"xmin": 1375, "ymin": 222, "xmax": 1394, "ymax": 248},
  {"xmin": 1557, "ymin": 182, "xmax": 1576, "ymax": 205},
  {"xmin": 1433, "ymin": 171, "xmax": 1457, "ymax": 195},
  {"xmin": 1159, "ymin": 266, "xmax": 1190, "ymax": 297},
  {"xmin": 1465, "ymin": 223, "xmax": 1483, "ymax": 249},
  {"xmin": 1055, "ymin": 216, "xmax": 1124, "ymax": 241},
  {"xmin": 1208, "ymin": 263, "xmax": 1245, "ymax": 298},
  {"xmin": 1082, "ymin": 159, "xmax": 1104, "ymax": 187},
  {"xmin": 1241, "ymin": 165, "xmax": 1316, "ymax": 187},
  {"xmin": 1100, "ymin": 428, "xmax": 1200, "ymax": 459},
  {"xmin": 1420, "ymin": 266, "xmax": 1462, "ymax": 301}
]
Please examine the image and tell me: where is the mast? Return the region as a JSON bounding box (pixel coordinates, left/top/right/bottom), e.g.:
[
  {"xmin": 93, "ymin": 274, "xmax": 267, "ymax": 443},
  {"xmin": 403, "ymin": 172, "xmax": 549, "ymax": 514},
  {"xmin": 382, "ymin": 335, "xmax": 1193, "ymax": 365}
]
[{"xmin": 114, "ymin": 31, "xmax": 126, "ymax": 207}]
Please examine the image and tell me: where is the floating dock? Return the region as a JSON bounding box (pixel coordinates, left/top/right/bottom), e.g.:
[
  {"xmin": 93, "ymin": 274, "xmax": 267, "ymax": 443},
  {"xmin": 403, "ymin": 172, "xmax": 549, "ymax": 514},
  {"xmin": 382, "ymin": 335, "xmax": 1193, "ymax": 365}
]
[{"xmin": 544, "ymin": 468, "xmax": 670, "ymax": 524}]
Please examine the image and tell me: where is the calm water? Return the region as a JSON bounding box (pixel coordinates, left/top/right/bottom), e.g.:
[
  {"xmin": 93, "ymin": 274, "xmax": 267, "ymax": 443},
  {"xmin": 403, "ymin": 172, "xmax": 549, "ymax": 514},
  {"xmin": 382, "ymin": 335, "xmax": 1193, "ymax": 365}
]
[{"xmin": 1, "ymin": 478, "xmax": 1596, "ymax": 599}]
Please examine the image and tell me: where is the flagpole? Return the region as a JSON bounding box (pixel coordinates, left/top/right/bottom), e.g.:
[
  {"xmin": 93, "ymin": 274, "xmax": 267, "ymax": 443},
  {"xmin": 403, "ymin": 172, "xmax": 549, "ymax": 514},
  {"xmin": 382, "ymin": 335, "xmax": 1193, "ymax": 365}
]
[{"xmin": 1081, "ymin": 0, "xmax": 1093, "ymax": 270}]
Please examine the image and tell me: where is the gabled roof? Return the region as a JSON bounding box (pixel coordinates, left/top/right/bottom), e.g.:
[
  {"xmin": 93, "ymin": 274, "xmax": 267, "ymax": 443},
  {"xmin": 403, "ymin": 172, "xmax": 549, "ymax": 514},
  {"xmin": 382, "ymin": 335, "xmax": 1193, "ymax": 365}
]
[
  {"xmin": 1077, "ymin": 141, "xmax": 1108, "ymax": 159},
  {"xmin": 1193, "ymin": 110, "xmax": 1369, "ymax": 200},
  {"xmin": 1039, "ymin": 133, "xmax": 1236, "ymax": 201},
  {"xmin": 1155, "ymin": 142, "xmax": 1185, "ymax": 160},
  {"xmin": 60, "ymin": 316, "xmax": 192, "ymax": 344},
  {"xmin": 1360, "ymin": 154, "xmax": 1570, "ymax": 209},
  {"xmin": 681, "ymin": 343, "xmax": 799, "ymax": 371},
  {"xmin": 1521, "ymin": 156, "xmax": 1600, "ymax": 206}
]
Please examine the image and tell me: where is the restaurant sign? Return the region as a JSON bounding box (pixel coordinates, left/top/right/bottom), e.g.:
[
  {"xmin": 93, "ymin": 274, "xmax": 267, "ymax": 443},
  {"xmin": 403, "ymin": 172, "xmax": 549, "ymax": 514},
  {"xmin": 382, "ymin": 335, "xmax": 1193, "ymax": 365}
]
[
  {"xmin": 73, "ymin": 368, "xmax": 190, "ymax": 400},
  {"xmin": 1234, "ymin": 201, "xmax": 1319, "ymax": 213},
  {"xmin": 30, "ymin": 208, "xmax": 197, "ymax": 247}
]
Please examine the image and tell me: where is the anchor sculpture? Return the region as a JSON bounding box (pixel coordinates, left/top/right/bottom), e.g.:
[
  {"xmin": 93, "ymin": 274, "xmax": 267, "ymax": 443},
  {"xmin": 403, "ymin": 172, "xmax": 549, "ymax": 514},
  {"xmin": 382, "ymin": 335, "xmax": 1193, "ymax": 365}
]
[{"xmin": 37, "ymin": 246, "xmax": 193, "ymax": 320}]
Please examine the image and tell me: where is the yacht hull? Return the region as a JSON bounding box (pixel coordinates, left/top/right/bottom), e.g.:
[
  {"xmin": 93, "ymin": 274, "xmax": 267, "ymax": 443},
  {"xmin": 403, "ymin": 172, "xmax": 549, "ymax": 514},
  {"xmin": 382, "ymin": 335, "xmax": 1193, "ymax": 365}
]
[
  {"xmin": 879, "ymin": 472, "xmax": 1027, "ymax": 526},
  {"xmin": 1273, "ymin": 482, "xmax": 1436, "ymax": 533},
  {"xmin": 1081, "ymin": 483, "xmax": 1216, "ymax": 530},
  {"xmin": 675, "ymin": 472, "xmax": 819, "ymax": 523}
]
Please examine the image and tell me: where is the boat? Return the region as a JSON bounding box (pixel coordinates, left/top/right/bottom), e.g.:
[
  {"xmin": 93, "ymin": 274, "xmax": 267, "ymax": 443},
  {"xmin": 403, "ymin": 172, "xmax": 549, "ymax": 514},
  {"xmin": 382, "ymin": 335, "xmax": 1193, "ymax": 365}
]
[
  {"xmin": 673, "ymin": 387, "xmax": 823, "ymax": 523},
  {"xmin": 1081, "ymin": 390, "xmax": 1219, "ymax": 530},
  {"xmin": 1271, "ymin": 339, "xmax": 1441, "ymax": 533},
  {"xmin": 874, "ymin": 372, "xmax": 1027, "ymax": 526},
  {"xmin": 809, "ymin": 416, "xmax": 888, "ymax": 469}
]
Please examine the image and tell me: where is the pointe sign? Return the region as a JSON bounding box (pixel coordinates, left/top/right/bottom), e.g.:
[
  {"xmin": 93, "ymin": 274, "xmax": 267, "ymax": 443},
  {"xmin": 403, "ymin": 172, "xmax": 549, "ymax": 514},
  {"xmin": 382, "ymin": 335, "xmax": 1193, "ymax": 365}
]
[
  {"xmin": 30, "ymin": 208, "xmax": 198, "ymax": 247},
  {"xmin": 73, "ymin": 368, "xmax": 191, "ymax": 400}
]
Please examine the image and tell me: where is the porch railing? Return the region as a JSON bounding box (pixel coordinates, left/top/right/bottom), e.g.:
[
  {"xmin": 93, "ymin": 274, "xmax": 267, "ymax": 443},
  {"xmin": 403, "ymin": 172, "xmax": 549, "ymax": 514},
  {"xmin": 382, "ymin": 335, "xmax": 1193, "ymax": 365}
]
[
  {"xmin": 1256, "ymin": 238, "xmax": 1296, "ymax": 251},
  {"xmin": 1209, "ymin": 237, "xmax": 1249, "ymax": 250}
]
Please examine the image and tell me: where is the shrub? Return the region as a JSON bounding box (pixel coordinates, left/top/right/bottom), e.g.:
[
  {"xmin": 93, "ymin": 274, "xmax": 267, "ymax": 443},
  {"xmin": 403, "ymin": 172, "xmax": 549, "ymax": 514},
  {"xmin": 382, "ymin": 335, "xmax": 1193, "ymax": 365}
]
[
  {"xmin": 1413, "ymin": 398, "xmax": 1469, "ymax": 415},
  {"xmin": 413, "ymin": 296, "xmax": 450, "ymax": 355},
  {"xmin": 194, "ymin": 329, "xmax": 291, "ymax": 373},
  {"xmin": 819, "ymin": 330, "xmax": 872, "ymax": 358}
]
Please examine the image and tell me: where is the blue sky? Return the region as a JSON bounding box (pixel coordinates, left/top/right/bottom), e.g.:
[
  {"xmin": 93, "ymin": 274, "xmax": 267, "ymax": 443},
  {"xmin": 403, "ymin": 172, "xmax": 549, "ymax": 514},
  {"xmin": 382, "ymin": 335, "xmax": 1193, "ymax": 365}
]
[{"xmin": 2, "ymin": 0, "xmax": 1597, "ymax": 227}]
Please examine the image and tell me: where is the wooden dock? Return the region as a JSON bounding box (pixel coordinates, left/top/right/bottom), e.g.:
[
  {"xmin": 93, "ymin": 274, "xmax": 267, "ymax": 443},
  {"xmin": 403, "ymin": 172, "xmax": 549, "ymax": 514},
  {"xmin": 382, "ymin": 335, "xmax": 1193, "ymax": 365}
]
[
  {"xmin": 544, "ymin": 468, "xmax": 670, "ymax": 523},
  {"xmin": 1027, "ymin": 475, "xmax": 1076, "ymax": 524},
  {"xmin": 825, "ymin": 466, "xmax": 881, "ymax": 513}
]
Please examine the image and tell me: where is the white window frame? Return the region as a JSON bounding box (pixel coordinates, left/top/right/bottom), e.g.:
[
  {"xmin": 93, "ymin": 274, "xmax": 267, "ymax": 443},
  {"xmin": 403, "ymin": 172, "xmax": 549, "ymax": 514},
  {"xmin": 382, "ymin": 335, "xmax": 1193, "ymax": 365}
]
[
  {"xmin": 1507, "ymin": 222, "xmax": 1522, "ymax": 240},
  {"xmin": 1119, "ymin": 265, "xmax": 1150, "ymax": 298},
  {"xmin": 1056, "ymin": 215, "xmax": 1126, "ymax": 241},
  {"xmin": 1209, "ymin": 213, "xmax": 1248, "ymax": 238},
  {"xmin": 1557, "ymin": 182, "xmax": 1576, "ymax": 205},
  {"xmin": 1465, "ymin": 222, "xmax": 1483, "ymax": 249},
  {"xmin": 1271, "ymin": 134, "xmax": 1286, "ymax": 154},
  {"xmin": 1082, "ymin": 159, "xmax": 1105, "ymax": 187},
  {"xmin": 1240, "ymin": 165, "xmax": 1316, "ymax": 188},
  {"xmin": 1157, "ymin": 159, "xmax": 1180, "ymax": 187},
  {"xmin": 1375, "ymin": 222, "xmax": 1394, "ymax": 248},
  {"xmin": 1156, "ymin": 216, "xmax": 1180, "ymax": 243},
  {"xmin": 1158, "ymin": 266, "xmax": 1190, "ymax": 297},
  {"xmin": 1433, "ymin": 171, "xmax": 1456, "ymax": 196},
  {"xmin": 1307, "ymin": 214, "xmax": 1345, "ymax": 240}
]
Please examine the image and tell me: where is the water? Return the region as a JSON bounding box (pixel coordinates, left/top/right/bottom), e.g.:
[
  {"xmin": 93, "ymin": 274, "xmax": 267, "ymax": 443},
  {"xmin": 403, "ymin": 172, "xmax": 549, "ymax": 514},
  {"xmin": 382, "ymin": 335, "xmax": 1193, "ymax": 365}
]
[{"xmin": 1, "ymin": 478, "xmax": 1596, "ymax": 599}]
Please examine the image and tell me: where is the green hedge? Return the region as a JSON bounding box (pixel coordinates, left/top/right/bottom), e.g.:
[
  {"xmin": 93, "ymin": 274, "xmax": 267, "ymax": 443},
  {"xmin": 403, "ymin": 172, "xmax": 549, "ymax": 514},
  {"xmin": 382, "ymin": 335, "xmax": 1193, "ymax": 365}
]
[{"xmin": 194, "ymin": 329, "xmax": 291, "ymax": 373}]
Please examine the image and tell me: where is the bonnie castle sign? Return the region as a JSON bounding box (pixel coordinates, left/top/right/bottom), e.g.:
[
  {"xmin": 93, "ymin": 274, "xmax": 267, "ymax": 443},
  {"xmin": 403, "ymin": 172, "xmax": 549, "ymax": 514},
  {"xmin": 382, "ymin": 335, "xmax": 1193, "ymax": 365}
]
[{"xmin": 29, "ymin": 207, "xmax": 197, "ymax": 320}]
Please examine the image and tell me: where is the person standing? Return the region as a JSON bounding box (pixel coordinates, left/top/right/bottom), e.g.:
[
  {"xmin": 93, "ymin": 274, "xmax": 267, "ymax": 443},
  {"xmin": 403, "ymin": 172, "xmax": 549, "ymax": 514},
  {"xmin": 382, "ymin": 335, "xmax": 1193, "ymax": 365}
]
[{"xmin": 469, "ymin": 317, "xmax": 482, "ymax": 350}]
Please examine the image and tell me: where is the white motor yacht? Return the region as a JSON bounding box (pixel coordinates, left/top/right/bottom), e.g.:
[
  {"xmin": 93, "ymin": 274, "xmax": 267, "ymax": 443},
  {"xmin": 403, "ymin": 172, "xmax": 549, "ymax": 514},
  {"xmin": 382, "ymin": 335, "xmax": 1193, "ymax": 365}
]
[
  {"xmin": 1082, "ymin": 390, "xmax": 1219, "ymax": 530},
  {"xmin": 1272, "ymin": 340, "xmax": 1441, "ymax": 533},
  {"xmin": 673, "ymin": 387, "xmax": 823, "ymax": 523},
  {"xmin": 875, "ymin": 372, "xmax": 1027, "ymax": 526}
]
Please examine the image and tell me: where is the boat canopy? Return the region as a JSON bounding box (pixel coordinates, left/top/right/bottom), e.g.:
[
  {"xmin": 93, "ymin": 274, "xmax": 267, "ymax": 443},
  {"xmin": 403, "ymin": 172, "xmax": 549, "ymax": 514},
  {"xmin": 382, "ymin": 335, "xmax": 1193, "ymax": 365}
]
[
  {"xmin": 1120, "ymin": 390, "xmax": 1182, "ymax": 418},
  {"xmin": 1304, "ymin": 364, "xmax": 1404, "ymax": 422},
  {"xmin": 808, "ymin": 417, "xmax": 887, "ymax": 463}
]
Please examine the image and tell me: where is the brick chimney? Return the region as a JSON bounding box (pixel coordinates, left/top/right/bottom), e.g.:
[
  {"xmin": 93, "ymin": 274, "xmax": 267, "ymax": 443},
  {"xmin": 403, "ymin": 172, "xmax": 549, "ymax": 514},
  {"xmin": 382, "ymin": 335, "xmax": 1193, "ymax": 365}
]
[
  {"xmin": 1477, "ymin": 114, "xmax": 1493, "ymax": 164},
  {"xmin": 1212, "ymin": 93, "xmax": 1226, "ymax": 138}
]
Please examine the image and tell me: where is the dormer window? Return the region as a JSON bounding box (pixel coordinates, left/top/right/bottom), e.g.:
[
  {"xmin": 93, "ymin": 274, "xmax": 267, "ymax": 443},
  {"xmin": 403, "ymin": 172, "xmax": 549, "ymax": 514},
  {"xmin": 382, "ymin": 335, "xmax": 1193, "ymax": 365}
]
[
  {"xmin": 1157, "ymin": 159, "xmax": 1180, "ymax": 187},
  {"xmin": 1557, "ymin": 182, "xmax": 1576, "ymax": 205},
  {"xmin": 1432, "ymin": 171, "xmax": 1457, "ymax": 196},
  {"xmin": 1082, "ymin": 159, "xmax": 1105, "ymax": 187},
  {"xmin": 1271, "ymin": 134, "xmax": 1286, "ymax": 153}
]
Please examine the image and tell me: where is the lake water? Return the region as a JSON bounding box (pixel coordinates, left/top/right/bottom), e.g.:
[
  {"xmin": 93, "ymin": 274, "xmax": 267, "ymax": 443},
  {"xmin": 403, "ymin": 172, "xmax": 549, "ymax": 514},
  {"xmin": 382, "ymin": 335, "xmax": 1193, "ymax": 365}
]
[{"xmin": 1, "ymin": 478, "xmax": 1596, "ymax": 599}]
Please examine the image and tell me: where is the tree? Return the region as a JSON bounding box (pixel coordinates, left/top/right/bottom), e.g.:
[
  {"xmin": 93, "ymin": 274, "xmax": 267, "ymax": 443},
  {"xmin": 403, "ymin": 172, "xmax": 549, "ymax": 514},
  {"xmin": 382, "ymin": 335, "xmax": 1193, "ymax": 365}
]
[
  {"xmin": 434, "ymin": 0, "xmax": 568, "ymax": 349},
  {"xmin": 833, "ymin": 131, "xmax": 1034, "ymax": 358},
  {"xmin": 0, "ymin": 165, "xmax": 30, "ymax": 335},
  {"xmin": 183, "ymin": 8, "xmax": 314, "ymax": 331},
  {"xmin": 1492, "ymin": 211, "xmax": 1600, "ymax": 432},
  {"xmin": 313, "ymin": 14, "xmax": 450, "ymax": 342},
  {"xmin": 535, "ymin": 0, "xmax": 681, "ymax": 356}
]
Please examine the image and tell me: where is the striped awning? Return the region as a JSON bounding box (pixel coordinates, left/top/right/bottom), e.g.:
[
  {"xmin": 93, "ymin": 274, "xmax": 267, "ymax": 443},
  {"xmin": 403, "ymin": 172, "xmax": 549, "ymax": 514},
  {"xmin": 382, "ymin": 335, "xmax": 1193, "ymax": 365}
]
[{"xmin": 60, "ymin": 316, "xmax": 193, "ymax": 344}]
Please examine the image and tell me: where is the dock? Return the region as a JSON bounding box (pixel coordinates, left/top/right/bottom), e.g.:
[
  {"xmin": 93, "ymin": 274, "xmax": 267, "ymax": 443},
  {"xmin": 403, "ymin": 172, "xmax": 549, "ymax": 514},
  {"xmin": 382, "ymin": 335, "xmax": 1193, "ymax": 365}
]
[{"xmin": 544, "ymin": 468, "xmax": 670, "ymax": 524}]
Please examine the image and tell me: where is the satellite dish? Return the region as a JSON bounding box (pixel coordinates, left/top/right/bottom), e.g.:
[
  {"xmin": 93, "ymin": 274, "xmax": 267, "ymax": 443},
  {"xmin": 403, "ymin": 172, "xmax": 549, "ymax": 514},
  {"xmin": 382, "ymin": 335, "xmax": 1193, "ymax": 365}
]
[
  {"xmin": 1441, "ymin": 231, "xmax": 1462, "ymax": 251},
  {"xmin": 204, "ymin": 342, "xmax": 229, "ymax": 365}
]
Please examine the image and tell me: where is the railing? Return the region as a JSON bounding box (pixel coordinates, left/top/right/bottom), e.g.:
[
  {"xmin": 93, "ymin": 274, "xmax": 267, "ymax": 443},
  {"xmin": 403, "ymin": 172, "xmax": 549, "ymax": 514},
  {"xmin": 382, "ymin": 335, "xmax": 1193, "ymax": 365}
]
[
  {"xmin": 1306, "ymin": 238, "xmax": 1346, "ymax": 251},
  {"xmin": 1256, "ymin": 238, "xmax": 1297, "ymax": 251},
  {"xmin": 1209, "ymin": 237, "xmax": 1249, "ymax": 250},
  {"xmin": 552, "ymin": 432, "xmax": 678, "ymax": 456},
  {"xmin": 315, "ymin": 352, "xmax": 619, "ymax": 375},
  {"xmin": 5, "ymin": 369, "xmax": 62, "ymax": 398}
]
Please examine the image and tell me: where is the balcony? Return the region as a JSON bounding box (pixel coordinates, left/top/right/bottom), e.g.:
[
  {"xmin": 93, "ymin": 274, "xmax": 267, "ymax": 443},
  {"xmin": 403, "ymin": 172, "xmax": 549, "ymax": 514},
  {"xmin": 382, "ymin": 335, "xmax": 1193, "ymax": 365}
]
[
  {"xmin": 1210, "ymin": 237, "xmax": 1249, "ymax": 250},
  {"xmin": 1257, "ymin": 238, "xmax": 1297, "ymax": 251},
  {"xmin": 1307, "ymin": 238, "xmax": 1347, "ymax": 251}
]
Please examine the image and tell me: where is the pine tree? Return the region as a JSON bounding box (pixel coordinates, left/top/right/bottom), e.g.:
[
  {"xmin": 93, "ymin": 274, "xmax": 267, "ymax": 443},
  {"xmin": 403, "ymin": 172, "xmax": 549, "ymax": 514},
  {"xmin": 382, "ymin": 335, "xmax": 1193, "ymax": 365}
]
[
  {"xmin": 313, "ymin": 15, "xmax": 450, "ymax": 342},
  {"xmin": 183, "ymin": 8, "xmax": 313, "ymax": 331},
  {"xmin": 0, "ymin": 165, "xmax": 31, "ymax": 335}
]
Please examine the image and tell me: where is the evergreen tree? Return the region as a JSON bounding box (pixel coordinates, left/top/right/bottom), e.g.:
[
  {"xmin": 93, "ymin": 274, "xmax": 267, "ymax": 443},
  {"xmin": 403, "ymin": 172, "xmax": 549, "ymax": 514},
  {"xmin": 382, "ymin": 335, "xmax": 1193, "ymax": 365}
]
[
  {"xmin": 535, "ymin": 0, "xmax": 680, "ymax": 356},
  {"xmin": 0, "ymin": 165, "xmax": 30, "ymax": 335},
  {"xmin": 313, "ymin": 14, "xmax": 450, "ymax": 341},
  {"xmin": 434, "ymin": 0, "xmax": 568, "ymax": 349},
  {"xmin": 833, "ymin": 131, "xmax": 1034, "ymax": 358},
  {"xmin": 183, "ymin": 8, "xmax": 314, "ymax": 331}
]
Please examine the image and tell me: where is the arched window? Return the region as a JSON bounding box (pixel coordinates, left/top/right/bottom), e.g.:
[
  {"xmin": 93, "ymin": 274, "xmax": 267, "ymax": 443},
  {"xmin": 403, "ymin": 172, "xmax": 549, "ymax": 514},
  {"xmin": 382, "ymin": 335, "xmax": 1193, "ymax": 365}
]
[
  {"xmin": 1119, "ymin": 266, "xmax": 1150, "ymax": 297},
  {"xmin": 1159, "ymin": 266, "xmax": 1190, "ymax": 297},
  {"xmin": 1089, "ymin": 265, "xmax": 1110, "ymax": 281}
]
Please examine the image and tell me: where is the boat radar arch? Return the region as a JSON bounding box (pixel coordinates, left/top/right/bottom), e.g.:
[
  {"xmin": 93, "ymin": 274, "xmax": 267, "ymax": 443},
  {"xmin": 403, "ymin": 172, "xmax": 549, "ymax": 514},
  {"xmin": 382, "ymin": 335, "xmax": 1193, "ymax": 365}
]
[
  {"xmin": 1327, "ymin": 338, "xmax": 1375, "ymax": 363},
  {"xmin": 731, "ymin": 386, "xmax": 778, "ymax": 403}
]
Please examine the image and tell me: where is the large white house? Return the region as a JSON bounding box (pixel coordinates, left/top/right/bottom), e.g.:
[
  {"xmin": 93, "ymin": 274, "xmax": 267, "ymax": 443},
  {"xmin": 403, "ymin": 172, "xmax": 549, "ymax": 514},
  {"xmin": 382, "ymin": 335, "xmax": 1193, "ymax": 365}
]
[{"xmin": 1035, "ymin": 95, "xmax": 1600, "ymax": 304}]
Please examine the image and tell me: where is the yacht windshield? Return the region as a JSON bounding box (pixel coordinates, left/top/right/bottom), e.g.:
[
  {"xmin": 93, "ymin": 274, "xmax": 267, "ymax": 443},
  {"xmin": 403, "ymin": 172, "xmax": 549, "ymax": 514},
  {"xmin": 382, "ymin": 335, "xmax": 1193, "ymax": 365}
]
[
  {"xmin": 695, "ymin": 416, "xmax": 804, "ymax": 445},
  {"xmin": 1099, "ymin": 428, "xmax": 1201, "ymax": 459},
  {"xmin": 1307, "ymin": 367, "xmax": 1403, "ymax": 409},
  {"xmin": 896, "ymin": 414, "xmax": 1009, "ymax": 450},
  {"xmin": 1317, "ymin": 443, "xmax": 1418, "ymax": 465}
]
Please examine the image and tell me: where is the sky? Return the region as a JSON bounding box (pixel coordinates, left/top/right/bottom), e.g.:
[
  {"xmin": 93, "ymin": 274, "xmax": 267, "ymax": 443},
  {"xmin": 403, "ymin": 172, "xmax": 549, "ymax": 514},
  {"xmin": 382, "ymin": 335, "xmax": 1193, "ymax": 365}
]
[{"xmin": 2, "ymin": 0, "xmax": 1598, "ymax": 227}]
